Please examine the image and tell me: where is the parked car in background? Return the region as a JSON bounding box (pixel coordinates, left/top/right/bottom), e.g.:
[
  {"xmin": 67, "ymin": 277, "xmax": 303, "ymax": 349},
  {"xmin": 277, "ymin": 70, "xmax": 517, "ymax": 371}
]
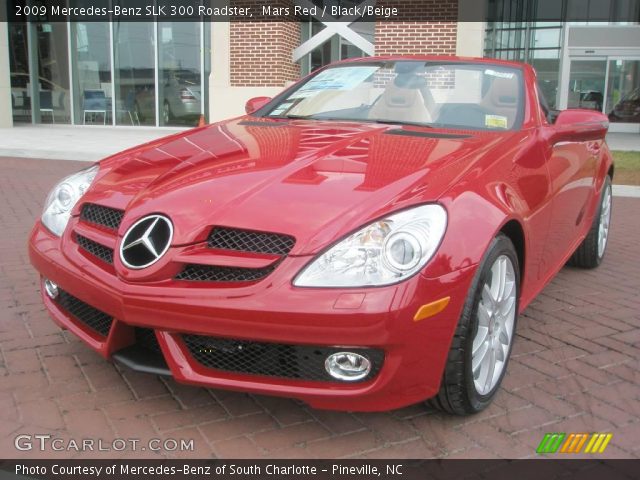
[
  {"xmin": 609, "ymin": 87, "xmax": 640, "ymax": 123},
  {"xmin": 29, "ymin": 56, "xmax": 613, "ymax": 414},
  {"xmin": 579, "ymin": 90, "xmax": 604, "ymax": 111},
  {"xmin": 134, "ymin": 69, "xmax": 201, "ymax": 125}
]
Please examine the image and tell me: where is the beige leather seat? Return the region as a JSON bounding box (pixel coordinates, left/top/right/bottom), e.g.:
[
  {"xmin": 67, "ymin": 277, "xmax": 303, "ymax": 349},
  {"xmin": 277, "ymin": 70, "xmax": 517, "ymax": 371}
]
[
  {"xmin": 481, "ymin": 76, "xmax": 520, "ymax": 129},
  {"xmin": 369, "ymin": 81, "xmax": 433, "ymax": 124}
]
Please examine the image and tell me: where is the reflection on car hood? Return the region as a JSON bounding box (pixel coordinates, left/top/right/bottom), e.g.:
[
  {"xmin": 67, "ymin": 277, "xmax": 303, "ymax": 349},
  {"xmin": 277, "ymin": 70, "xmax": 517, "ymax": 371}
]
[{"xmin": 86, "ymin": 117, "xmax": 510, "ymax": 254}]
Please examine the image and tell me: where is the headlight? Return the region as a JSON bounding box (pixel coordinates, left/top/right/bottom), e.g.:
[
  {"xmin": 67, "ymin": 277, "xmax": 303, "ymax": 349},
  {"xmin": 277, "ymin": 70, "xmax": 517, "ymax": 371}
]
[
  {"xmin": 294, "ymin": 204, "xmax": 447, "ymax": 287},
  {"xmin": 42, "ymin": 165, "xmax": 99, "ymax": 236}
]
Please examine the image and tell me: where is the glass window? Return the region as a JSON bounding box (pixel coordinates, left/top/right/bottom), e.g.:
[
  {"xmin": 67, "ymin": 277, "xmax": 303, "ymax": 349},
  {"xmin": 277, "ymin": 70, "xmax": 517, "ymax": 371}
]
[
  {"xmin": 35, "ymin": 23, "xmax": 71, "ymax": 124},
  {"xmin": 567, "ymin": 59, "xmax": 607, "ymax": 111},
  {"xmin": 484, "ymin": 3, "xmax": 567, "ymax": 114},
  {"xmin": 71, "ymin": 23, "xmax": 112, "ymax": 125},
  {"xmin": 484, "ymin": 26, "xmax": 496, "ymax": 54},
  {"xmin": 531, "ymin": 28, "xmax": 561, "ymax": 49},
  {"xmin": 203, "ymin": 22, "xmax": 211, "ymax": 122},
  {"xmin": 342, "ymin": 21, "xmax": 373, "ymax": 59},
  {"xmin": 8, "ymin": 22, "xmax": 30, "ymax": 123},
  {"xmin": 158, "ymin": 22, "xmax": 202, "ymax": 126},
  {"xmin": 530, "ymin": 51, "xmax": 561, "ymax": 108},
  {"xmin": 310, "ymin": 39, "xmax": 333, "ymax": 73},
  {"xmin": 264, "ymin": 62, "xmax": 524, "ymax": 131},
  {"xmin": 341, "ymin": 38, "xmax": 368, "ymax": 60},
  {"xmin": 9, "ymin": 17, "xmax": 211, "ymax": 127},
  {"xmin": 607, "ymin": 59, "xmax": 640, "ymax": 123},
  {"xmin": 301, "ymin": 20, "xmax": 373, "ymax": 74},
  {"xmin": 114, "ymin": 22, "xmax": 155, "ymax": 126}
]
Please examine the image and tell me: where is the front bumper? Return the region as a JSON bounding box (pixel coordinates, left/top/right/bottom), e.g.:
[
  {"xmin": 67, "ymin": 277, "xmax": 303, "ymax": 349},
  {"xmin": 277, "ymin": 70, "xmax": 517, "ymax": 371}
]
[{"xmin": 29, "ymin": 221, "xmax": 476, "ymax": 411}]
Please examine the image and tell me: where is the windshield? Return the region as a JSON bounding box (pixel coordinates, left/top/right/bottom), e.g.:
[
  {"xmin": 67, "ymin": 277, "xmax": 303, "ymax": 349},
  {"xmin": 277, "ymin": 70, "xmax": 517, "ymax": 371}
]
[{"xmin": 264, "ymin": 61, "xmax": 524, "ymax": 131}]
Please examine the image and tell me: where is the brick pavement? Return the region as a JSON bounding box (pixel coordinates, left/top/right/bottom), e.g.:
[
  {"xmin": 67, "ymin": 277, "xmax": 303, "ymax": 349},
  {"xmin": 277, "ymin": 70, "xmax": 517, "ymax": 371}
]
[{"xmin": 0, "ymin": 157, "xmax": 638, "ymax": 459}]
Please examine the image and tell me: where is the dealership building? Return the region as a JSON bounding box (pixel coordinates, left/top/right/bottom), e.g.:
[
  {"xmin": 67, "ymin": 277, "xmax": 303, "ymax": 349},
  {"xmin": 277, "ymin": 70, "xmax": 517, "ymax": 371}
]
[{"xmin": 1, "ymin": 0, "xmax": 639, "ymax": 132}]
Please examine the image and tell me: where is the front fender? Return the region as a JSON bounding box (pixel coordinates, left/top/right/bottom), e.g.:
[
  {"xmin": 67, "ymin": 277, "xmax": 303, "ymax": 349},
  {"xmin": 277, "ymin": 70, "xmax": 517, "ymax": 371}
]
[
  {"xmin": 592, "ymin": 142, "xmax": 614, "ymax": 210},
  {"xmin": 422, "ymin": 190, "xmax": 519, "ymax": 279}
]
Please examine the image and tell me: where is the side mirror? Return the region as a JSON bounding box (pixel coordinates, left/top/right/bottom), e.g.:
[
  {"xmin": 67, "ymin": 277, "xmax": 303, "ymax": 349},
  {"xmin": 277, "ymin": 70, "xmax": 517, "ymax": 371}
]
[
  {"xmin": 245, "ymin": 96, "xmax": 271, "ymax": 114},
  {"xmin": 549, "ymin": 109, "xmax": 609, "ymax": 143}
]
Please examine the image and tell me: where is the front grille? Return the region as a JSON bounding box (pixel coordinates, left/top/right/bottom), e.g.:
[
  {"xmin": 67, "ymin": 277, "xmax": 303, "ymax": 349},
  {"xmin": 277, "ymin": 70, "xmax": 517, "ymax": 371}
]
[
  {"xmin": 178, "ymin": 228, "xmax": 294, "ymax": 284},
  {"xmin": 135, "ymin": 327, "xmax": 162, "ymax": 353},
  {"xmin": 183, "ymin": 335, "xmax": 384, "ymax": 383},
  {"xmin": 175, "ymin": 263, "xmax": 276, "ymax": 283},
  {"xmin": 80, "ymin": 203, "xmax": 124, "ymax": 230},
  {"xmin": 208, "ymin": 227, "xmax": 295, "ymax": 256},
  {"xmin": 56, "ymin": 290, "xmax": 113, "ymax": 337},
  {"xmin": 76, "ymin": 235, "xmax": 114, "ymax": 264}
]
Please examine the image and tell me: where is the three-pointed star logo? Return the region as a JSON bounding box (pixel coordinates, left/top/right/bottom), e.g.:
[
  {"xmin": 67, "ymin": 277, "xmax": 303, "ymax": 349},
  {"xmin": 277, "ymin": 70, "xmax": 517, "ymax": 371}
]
[
  {"xmin": 120, "ymin": 215, "xmax": 173, "ymax": 269},
  {"xmin": 123, "ymin": 216, "xmax": 162, "ymax": 257}
]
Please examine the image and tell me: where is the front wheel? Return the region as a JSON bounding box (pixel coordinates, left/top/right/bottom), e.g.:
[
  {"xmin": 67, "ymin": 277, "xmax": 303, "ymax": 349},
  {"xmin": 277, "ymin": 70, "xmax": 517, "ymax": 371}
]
[
  {"xmin": 567, "ymin": 176, "xmax": 612, "ymax": 269},
  {"xmin": 429, "ymin": 234, "xmax": 520, "ymax": 415}
]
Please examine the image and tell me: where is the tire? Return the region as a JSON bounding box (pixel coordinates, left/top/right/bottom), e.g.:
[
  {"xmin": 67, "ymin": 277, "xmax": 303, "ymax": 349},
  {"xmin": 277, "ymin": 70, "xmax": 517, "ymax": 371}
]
[
  {"xmin": 429, "ymin": 234, "xmax": 520, "ymax": 415},
  {"xmin": 567, "ymin": 176, "xmax": 612, "ymax": 269}
]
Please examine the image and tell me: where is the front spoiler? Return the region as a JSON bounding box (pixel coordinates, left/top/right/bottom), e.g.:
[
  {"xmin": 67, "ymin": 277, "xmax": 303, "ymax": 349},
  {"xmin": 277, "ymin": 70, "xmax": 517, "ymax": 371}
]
[{"xmin": 30, "ymin": 221, "xmax": 476, "ymax": 411}]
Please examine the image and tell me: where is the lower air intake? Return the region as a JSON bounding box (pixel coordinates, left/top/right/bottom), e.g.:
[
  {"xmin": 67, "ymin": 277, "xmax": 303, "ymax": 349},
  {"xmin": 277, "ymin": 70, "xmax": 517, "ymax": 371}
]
[
  {"xmin": 76, "ymin": 235, "xmax": 114, "ymax": 264},
  {"xmin": 175, "ymin": 263, "xmax": 276, "ymax": 283},
  {"xmin": 134, "ymin": 327, "xmax": 162, "ymax": 353},
  {"xmin": 56, "ymin": 290, "xmax": 113, "ymax": 337},
  {"xmin": 182, "ymin": 334, "xmax": 383, "ymax": 383}
]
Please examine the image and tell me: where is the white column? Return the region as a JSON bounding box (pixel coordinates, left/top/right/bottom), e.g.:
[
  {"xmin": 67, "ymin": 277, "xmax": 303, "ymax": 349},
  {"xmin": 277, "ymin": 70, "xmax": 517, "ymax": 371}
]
[
  {"xmin": 456, "ymin": 0, "xmax": 486, "ymax": 58},
  {"xmin": 208, "ymin": 21, "xmax": 234, "ymax": 122},
  {"xmin": 456, "ymin": 23, "xmax": 486, "ymax": 57},
  {"xmin": 0, "ymin": 21, "xmax": 13, "ymax": 128},
  {"xmin": 210, "ymin": 21, "xmax": 230, "ymax": 94},
  {"xmin": 208, "ymin": 21, "xmax": 286, "ymax": 122},
  {"xmin": 558, "ymin": 24, "xmax": 571, "ymax": 110}
]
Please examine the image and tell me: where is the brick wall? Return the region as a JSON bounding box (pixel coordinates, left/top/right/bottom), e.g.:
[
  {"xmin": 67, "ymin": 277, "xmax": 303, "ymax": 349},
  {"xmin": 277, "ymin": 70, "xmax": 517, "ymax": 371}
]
[
  {"xmin": 228, "ymin": 0, "xmax": 458, "ymax": 87},
  {"xmin": 230, "ymin": 20, "xmax": 300, "ymax": 86},
  {"xmin": 375, "ymin": 0, "xmax": 458, "ymax": 56}
]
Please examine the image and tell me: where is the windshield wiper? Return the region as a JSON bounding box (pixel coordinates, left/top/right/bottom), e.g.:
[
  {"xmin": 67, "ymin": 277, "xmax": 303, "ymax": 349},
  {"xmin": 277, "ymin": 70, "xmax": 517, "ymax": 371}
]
[
  {"xmin": 272, "ymin": 114, "xmax": 316, "ymax": 120},
  {"xmin": 367, "ymin": 119, "xmax": 434, "ymax": 128},
  {"xmin": 273, "ymin": 114, "xmax": 357, "ymax": 122},
  {"xmin": 270, "ymin": 115, "xmax": 439, "ymax": 128}
]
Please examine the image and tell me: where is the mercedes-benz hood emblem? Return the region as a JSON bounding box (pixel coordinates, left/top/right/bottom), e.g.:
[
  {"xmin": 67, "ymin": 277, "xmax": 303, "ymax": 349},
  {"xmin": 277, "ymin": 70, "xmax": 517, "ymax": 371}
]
[{"xmin": 120, "ymin": 215, "xmax": 173, "ymax": 269}]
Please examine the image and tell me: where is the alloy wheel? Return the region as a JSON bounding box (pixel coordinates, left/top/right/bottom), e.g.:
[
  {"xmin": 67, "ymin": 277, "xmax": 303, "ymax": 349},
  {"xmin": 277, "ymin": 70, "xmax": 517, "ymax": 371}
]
[
  {"xmin": 472, "ymin": 254, "xmax": 516, "ymax": 395},
  {"xmin": 597, "ymin": 184, "xmax": 612, "ymax": 258}
]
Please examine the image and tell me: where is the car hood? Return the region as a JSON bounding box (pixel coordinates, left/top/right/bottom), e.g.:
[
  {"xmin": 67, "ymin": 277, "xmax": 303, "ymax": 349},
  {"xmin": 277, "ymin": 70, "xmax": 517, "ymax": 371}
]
[{"xmin": 86, "ymin": 117, "xmax": 509, "ymax": 255}]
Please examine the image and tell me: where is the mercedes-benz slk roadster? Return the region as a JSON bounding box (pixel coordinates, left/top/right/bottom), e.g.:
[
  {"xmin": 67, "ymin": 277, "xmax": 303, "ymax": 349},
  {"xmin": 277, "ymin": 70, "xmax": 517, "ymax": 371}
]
[{"xmin": 29, "ymin": 56, "xmax": 613, "ymax": 413}]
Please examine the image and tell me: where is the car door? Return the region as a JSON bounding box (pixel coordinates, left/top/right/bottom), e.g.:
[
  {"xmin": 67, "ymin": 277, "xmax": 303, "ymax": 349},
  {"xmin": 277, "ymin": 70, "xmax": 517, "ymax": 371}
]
[{"xmin": 540, "ymin": 109, "xmax": 599, "ymax": 274}]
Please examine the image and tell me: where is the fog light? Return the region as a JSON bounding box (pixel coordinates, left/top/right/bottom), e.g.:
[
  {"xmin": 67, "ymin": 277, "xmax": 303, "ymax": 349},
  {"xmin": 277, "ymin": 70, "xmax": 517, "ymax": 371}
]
[
  {"xmin": 325, "ymin": 352, "xmax": 371, "ymax": 381},
  {"xmin": 43, "ymin": 279, "xmax": 59, "ymax": 299}
]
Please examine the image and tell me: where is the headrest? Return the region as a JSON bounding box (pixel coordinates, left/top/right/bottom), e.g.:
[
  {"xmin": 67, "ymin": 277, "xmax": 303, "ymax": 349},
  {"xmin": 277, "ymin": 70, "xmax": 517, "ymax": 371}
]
[
  {"xmin": 394, "ymin": 61, "xmax": 426, "ymax": 75},
  {"xmin": 394, "ymin": 62, "xmax": 427, "ymax": 90},
  {"xmin": 383, "ymin": 83, "xmax": 421, "ymax": 107},
  {"xmin": 486, "ymin": 77, "xmax": 518, "ymax": 107}
]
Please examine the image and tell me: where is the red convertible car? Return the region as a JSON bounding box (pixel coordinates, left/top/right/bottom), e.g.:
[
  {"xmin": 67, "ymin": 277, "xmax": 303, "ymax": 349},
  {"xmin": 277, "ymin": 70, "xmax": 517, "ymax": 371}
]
[{"xmin": 29, "ymin": 56, "xmax": 613, "ymax": 414}]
